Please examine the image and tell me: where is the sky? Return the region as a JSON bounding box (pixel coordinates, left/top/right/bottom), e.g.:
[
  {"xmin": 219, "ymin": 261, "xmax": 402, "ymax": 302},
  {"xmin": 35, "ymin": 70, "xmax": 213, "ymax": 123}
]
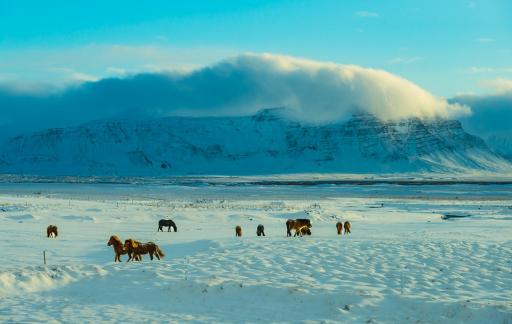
[
  {"xmin": 0, "ymin": 0, "xmax": 511, "ymax": 138},
  {"xmin": 1, "ymin": 0, "xmax": 510, "ymax": 96}
]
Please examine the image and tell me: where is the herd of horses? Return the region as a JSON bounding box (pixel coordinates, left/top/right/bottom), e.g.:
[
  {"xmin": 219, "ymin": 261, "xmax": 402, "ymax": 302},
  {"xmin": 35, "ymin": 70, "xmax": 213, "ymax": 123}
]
[{"xmin": 47, "ymin": 218, "xmax": 352, "ymax": 262}]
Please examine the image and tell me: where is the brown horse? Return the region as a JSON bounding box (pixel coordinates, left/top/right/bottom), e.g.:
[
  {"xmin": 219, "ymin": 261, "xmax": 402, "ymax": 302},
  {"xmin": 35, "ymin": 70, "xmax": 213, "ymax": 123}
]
[
  {"xmin": 123, "ymin": 239, "xmax": 141, "ymax": 262},
  {"xmin": 107, "ymin": 235, "xmax": 130, "ymax": 262},
  {"xmin": 286, "ymin": 219, "xmax": 312, "ymax": 237},
  {"xmin": 296, "ymin": 225, "xmax": 311, "ymax": 237},
  {"xmin": 124, "ymin": 239, "xmax": 165, "ymax": 261},
  {"xmin": 46, "ymin": 225, "xmax": 58, "ymax": 238},
  {"xmin": 336, "ymin": 222, "xmax": 343, "ymax": 235},
  {"xmin": 235, "ymin": 225, "xmax": 242, "ymax": 237},
  {"xmin": 344, "ymin": 221, "xmax": 351, "ymax": 234}
]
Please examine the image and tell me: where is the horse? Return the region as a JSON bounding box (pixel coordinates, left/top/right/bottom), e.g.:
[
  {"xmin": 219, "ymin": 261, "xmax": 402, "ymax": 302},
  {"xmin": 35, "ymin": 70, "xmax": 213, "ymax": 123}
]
[
  {"xmin": 344, "ymin": 221, "xmax": 351, "ymax": 234},
  {"xmin": 158, "ymin": 219, "xmax": 177, "ymax": 232},
  {"xmin": 122, "ymin": 239, "xmax": 142, "ymax": 262},
  {"xmin": 46, "ymin": 225, "xmax": 58, "ymax": 238},
  {"xmin": 296, "ymin": 225, "xmax": 311, "ymax": 237},
  {"xmin": 124, "ymin": 239, "xmax": 165, "ymax": 261},
  {"xmin": 235, "ymin": 225, "xmax": 242, "ymax": 237},
  {"xmin": 336, "ymin": 222, "xmax": 343, "ymax": 235},
  {"xmin": 286, "ymin": 219, "xmax": 311, "ymax": 237},
  {"xmin": 108, "ymin": 235, "xmax": 130, "ymax": 262},
  {"xmin": 256, "ymin": 224, "xmax": 265, "ymax": 236}
]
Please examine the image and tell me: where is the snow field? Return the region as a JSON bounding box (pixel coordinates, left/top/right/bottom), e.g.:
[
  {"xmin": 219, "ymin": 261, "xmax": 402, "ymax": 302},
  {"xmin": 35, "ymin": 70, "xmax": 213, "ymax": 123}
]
[{"xmin": 0, "ymin": 185, "xmax": 511, "ymax": 323}]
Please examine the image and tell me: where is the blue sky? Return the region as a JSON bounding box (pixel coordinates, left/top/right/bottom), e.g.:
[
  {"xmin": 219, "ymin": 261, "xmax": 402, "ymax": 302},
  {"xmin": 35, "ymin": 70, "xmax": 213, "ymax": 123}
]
[{"xmin": 1, "ymin": 0, "xmax": 510, "ymax": 97}]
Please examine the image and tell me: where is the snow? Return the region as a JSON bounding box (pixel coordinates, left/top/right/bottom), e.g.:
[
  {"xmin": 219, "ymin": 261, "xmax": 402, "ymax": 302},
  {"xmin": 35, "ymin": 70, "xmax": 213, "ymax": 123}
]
[
  {"xmin": 0, "ymin": 182, "xmax": 511, "ymax": 323},
  {"xmin": 2, "ymin": 109, "xmax": 511, "ymax": 176}
]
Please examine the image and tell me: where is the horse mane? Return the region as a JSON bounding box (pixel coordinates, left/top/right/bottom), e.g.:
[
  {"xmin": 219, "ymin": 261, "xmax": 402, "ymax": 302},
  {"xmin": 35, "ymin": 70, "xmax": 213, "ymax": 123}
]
[
  {"xmin": 109, "ymin": 235, "xmax": 122, "ymax": 245},
  {"xmin": 125, "ymin": 239, "xmax": 140, "ymax": 249}
]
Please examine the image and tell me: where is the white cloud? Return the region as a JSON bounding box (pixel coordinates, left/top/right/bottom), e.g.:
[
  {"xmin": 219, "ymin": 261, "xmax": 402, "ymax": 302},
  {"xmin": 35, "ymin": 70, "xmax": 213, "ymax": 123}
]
[
  {"xmin": 475, "ymin": 37, "xmax": 495, "ymax": 43},
  {"xmin": 388, "ymin": 56, "xmax": 424, "ymax": 65},
  {"xmin": 0, "ymin": 44, "xmax": 238, "ymax": 85},
  {"xmin": 464, "ymin": 67, "xmax": 512, "ymax": 74},
  {"xmin": 482, "ymin": 78, "xmax": 512, "ymax": 94},
  {"xmin": 48, "ymin": 67, "xmax": 99, "ymax": 83},
  {"xmin": 212, "ymin": 54, "xmax": 468, "ymax": 122},
  {"xmin": 70, "ymin": 72, "xmax": 99, "ymax": 82},
  {"xmin": 0, "ymin": 53, "xmax": 471, "ymax": 135},
  {"xmin": 355, "ymin": 11, "xmax": 379, "ymax": 18},
  {"xmin": 465, "ymin": 67, "xmax": 495, "ymax": 73},
  {"xmin": 106, "ymin": 67, "xmax": 128, "ymax": 76}
]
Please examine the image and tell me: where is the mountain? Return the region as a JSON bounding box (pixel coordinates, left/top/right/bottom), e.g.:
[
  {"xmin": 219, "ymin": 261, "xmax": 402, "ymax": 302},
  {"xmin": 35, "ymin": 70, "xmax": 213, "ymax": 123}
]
[
  {"xmin": 480, "ymin": 134, "xmax": 512, "ymax": 161},
  {"xmin": 0, "ymin": 108, "xmax": 510, "ymax": 176}
]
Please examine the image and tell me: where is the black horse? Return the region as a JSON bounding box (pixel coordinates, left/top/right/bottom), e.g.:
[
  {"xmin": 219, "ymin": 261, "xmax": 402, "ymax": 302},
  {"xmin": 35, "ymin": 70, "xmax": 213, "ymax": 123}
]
[
  {"xmin": 256, "ymin": 224, "xmax": 265, "ymax": 236},
  {"xmin": 158, "ymin": 219, "xmax": 177, "ymax": 232}
]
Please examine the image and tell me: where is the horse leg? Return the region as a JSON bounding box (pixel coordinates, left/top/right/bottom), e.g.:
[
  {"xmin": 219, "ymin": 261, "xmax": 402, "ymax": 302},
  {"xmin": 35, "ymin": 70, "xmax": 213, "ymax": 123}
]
[{"xmin": 168, "ymin": 226, "xmax": 170, "ymax": 232}]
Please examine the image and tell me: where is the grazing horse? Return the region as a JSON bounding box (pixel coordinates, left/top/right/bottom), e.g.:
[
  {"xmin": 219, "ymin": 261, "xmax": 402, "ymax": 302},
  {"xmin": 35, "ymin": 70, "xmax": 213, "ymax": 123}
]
[
  {"xmin": 158, "ymin": 219, "xmax": 177, "ymax": 232},
  {"xmin": 296, "ymin": 225, "xmax": 311, "ymax": 237},
  {"xmin": 46, "ymin": 225, "xmax": 58, "ymax": 238},
  {"xmin": 124, "ymin": 239, "xmax": 164, "ymax": 261},
  {"xmin": 235, "ymin": 225, "xmax": 242, "ymax": 237},
  {"xmin": 256, "ymin": 224, "xmax": 265, "ymax": 236},
  {"xmin": 286, "ymin": 219, "xmax": 312, "ymax": 237},
  {"xmin": 336, "ymin": 222, "xmax": 343, "ymax": 235},
  {"xmin": 344, "ymin": 221, "xmax": 351, "ymax": 234},
  {"xmin": 108, "ymin": 235, "xmax": 129, "ymax": 262}
]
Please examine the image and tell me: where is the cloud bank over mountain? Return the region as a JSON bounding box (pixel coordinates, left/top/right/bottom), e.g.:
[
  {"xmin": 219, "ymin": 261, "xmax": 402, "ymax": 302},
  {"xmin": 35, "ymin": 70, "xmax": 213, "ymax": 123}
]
[
  {"xmin": 1, "ymin": 53, "xmax": 470, "ymax": 136},
  {"xmin": 453, "ymin": 91, "xmax": 512, "ymax": 137}
]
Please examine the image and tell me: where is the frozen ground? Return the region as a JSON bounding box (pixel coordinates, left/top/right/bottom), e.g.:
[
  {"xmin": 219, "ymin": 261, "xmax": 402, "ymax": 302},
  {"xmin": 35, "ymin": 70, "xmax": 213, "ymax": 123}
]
[{"xmin": 0, "ymin": 183, "xmax": 511, "ymax": 323}]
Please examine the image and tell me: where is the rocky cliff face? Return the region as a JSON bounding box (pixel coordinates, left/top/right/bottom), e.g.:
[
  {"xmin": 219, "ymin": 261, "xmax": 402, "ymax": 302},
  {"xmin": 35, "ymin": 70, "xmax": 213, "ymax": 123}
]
[{"xmin": 0, "ymin": 108, "xmax": 509, "ymax": 175}]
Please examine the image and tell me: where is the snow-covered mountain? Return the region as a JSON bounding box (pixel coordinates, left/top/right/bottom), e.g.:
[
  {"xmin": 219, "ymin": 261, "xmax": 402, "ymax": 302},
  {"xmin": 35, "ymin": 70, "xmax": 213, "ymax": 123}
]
[
  {"xmin": 482, "ymin": 134, "xmax": 512, "ymax": 161},
  {"xmin": 0, "ymin": 108, "xmax": 510, "ymax": 175}
]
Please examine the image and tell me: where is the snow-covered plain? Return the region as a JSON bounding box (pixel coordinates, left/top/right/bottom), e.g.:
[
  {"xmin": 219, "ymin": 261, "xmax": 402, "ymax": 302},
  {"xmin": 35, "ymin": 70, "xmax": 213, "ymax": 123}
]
[{"xmin": 0, "ymin": 182, "xmax": 511, "ymax": 323}]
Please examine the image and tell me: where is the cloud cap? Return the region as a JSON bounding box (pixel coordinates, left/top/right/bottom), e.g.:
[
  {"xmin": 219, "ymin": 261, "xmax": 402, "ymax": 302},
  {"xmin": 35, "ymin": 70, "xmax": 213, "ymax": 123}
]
[{"xmin": 1, "ymin": 53, "xmax": 470, "ymax": 136}]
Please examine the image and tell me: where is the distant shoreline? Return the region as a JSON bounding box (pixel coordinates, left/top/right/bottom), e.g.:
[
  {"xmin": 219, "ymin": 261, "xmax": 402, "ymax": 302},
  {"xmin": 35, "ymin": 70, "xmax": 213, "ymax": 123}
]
[{"xmin": 1, "ymin": 174, "xmax": 512, "ymax": 186}]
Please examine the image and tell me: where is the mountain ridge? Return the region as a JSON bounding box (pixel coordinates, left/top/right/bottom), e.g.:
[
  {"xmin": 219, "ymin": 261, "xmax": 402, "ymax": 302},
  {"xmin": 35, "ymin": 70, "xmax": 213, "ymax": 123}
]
[{"xmin": 1, "ymin": 108, "xmax": 510, "ymax": 176}]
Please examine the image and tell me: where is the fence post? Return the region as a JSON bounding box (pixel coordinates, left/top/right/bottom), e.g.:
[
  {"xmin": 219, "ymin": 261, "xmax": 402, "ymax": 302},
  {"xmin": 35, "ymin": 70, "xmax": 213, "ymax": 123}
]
[{"xmin": 43, "ymin": 250, "xmax": 47, "ymax": 265}]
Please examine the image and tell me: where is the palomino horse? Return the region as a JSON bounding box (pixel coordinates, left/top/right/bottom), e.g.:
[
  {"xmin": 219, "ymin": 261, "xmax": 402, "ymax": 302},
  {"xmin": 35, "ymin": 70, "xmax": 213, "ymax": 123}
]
[
  {"xmin": 124, "ymin": 239, "xmax": 165, "ymax": 261},
  {"xmin": 158, "ymin": 219, "xmax": 177, "ymax": 232},
  {"xmin": 256, "ymin": 224, "xmax": 265, "ymax": 236},
  {"xmin": 46, "ymin": 225, "xmax": 58, "ymax": 238},
  {"xmin": 344, "ymin": 221, "xmax": 351, "ymax": 234},
  {"xmin": 286, "ymin": 219, "xmax": 312, "ymax": 237},
  {"xmin": 108, "ymin": 235, "xmax": 129, "ymax": 262},
  {"xmin": 296, "ymin": 225, "xmax": 311, "ymax": 237},
  {"xmin": 235, "ymin": 226, "xmax": 242, "ymax": 237},
  {"xmin": 336, "ymin": 222, "xmax": 343, "ymax": 235}
]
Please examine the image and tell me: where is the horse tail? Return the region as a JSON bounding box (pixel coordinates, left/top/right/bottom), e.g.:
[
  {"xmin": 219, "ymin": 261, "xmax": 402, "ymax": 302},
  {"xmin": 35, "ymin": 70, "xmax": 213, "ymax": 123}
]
[{"xmin": 155, "ymin": 245, "xmax": 165, "ymax": 258}]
